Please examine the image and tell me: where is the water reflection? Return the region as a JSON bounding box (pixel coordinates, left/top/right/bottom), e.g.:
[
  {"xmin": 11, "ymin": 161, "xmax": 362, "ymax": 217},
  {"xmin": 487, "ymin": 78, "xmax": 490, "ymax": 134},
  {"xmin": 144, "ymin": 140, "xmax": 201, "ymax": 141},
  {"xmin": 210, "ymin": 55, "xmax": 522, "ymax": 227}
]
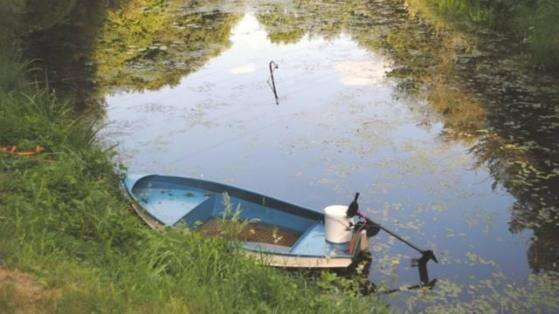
[
  {"xmin": 92, "ymin": 0, "xmax": 241, "ymax": 93},
  {"xmin": 22, "ymin": 0, "xmax": 242, "ymax": 107},
  {"xmin": 23, "ymin": 0, "xmax": 108, "ymax": 108},
  {"xmin": 254, "ymin": 0, "xmax": 558, "ymax": 276},
  {"xmin": 22, "ymin": 0, "xmax": 558, "ymax": 311},
  {"xmin": 103, "ymin": 9, "xmax": 520, "ymax": 305}
]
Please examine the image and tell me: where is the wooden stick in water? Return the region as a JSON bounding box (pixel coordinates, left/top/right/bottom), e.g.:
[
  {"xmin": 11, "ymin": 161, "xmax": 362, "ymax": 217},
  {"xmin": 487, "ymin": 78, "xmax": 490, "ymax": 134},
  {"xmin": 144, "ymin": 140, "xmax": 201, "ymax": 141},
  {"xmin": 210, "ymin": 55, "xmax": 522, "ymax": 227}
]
[{"xmin": 269, "ymin": 61, "xmax": 279, "ymax": 105}]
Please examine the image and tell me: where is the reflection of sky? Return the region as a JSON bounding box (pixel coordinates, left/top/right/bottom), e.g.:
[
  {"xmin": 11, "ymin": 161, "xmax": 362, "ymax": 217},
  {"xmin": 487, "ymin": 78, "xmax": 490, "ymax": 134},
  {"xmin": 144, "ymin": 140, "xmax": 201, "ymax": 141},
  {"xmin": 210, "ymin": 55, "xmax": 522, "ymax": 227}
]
[
  {"xmin": 102, "ymin": 12, "xmax": 529, "ymax": 306},
  {"xmin": 335, "ymin": 60, "xmax": 389, "ymax": 86}
]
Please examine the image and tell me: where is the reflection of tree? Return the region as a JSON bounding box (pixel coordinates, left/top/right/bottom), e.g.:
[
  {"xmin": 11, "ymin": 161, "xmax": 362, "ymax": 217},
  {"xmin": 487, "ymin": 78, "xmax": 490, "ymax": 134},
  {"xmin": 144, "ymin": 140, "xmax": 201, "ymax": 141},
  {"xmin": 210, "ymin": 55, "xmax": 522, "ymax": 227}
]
[
  {"xmin": 92, "ymin": 0, "xmax": 241, "ymax": 93},
  {"xmin": 17, "ymin": 0, "xmax": 241, "ymax": 107},
  {"xmin": 23, "ymin": 0, "xmax": 79, "ymax": 33},
  {"xmin": 256, "ymin": 3, "xmax": 306, "ymax": 44},
  {"xmin": 526, "ymin": 225, "xmax": 559, "ymax": 273},
  {"xmin": 256, "ymin": 0, "xmax": 364, "ymax": 43},
  {"xmin": 253, "ymin": 0, "xmax": 559, "ymax": 275},
  {"xmin": 1, "ymin": 0, "xmax": 80, "ymax": 37},
  {"xmin": 375, "ymin": 1, "xmax": 559, "ymax": 274},
  {"xmin": 9, "ymin": 0, "xmax": 108, "ymax": 108},
  {"xmin": 257, "ymin": 0, "xmax": 487, "ymax": 138},
  {"xmin": 380, "ymin": 1, "xmax": 559, "ymax": 274}
]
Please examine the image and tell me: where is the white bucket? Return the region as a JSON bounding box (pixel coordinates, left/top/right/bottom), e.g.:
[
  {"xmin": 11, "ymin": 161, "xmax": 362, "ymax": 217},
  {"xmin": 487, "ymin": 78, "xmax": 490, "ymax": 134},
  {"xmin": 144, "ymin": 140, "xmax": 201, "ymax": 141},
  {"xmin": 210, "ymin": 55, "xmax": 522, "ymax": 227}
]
[{"xmin": 324, "ymin": 205, "xmax": 353, "ymax": 243}]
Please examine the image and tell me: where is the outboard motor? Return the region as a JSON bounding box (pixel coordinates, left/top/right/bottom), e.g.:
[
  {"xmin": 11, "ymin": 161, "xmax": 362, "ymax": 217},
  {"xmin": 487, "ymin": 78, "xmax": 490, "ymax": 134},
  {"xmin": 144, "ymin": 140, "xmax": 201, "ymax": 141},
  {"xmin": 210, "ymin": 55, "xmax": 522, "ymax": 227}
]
[{"xmin": 346, "ymin": 193, "xmax": 380, "ymax": 238}]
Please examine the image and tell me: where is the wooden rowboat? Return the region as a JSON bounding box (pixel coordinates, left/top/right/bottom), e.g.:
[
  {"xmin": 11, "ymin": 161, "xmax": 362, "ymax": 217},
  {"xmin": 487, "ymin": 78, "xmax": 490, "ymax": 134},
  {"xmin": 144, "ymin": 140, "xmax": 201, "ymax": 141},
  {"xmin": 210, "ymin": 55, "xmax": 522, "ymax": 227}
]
[{"xmin": 123, "ymin": 174, "xmax": 369, "ymax": 268}]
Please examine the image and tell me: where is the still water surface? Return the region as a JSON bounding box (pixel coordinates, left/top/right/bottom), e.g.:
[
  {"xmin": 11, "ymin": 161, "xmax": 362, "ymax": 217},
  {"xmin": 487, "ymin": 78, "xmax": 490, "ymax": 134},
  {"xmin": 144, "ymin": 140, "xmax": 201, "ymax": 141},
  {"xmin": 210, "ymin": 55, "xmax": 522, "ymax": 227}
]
[{"xmin": 45, "ymin": 0, "xmax": 555, "ymax": 311}]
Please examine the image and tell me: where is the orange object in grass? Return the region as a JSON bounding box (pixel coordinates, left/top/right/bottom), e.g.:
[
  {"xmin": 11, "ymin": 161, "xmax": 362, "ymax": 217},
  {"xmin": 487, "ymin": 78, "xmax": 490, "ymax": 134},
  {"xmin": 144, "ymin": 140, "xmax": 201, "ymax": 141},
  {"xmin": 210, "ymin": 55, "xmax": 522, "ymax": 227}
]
[{"xmin": 0, "ymin": 145, "xmax": 45, "ymax": 156}]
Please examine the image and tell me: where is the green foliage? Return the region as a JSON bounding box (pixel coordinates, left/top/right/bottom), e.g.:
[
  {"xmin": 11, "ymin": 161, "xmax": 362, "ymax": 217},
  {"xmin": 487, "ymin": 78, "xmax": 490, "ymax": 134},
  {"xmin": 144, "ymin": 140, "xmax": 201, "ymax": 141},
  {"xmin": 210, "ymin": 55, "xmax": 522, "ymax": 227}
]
[
  {"xmin": 514, "ymin": 0, "xmax": 559, "ymax": 68},
  {"xmin": 0, "ymin": 52, "xmax": 386, "ymax": 312},
  {"xmin": 217, "ymin": 193, "xmax": 253, "ymax": 240},
  {"xmin": 0, "ymin": 53, "xmax": 31, "ymax": 92},
  {"xmin": 0, "ymin": 0, "xmax": 27, "ymax": 43},
  {"xmin": 92, "ymin": 0, "xmax": 241, "ymax": 93},
  {"xmin": 0, "ymin": 0, "xmax": 78, "ymax": 38},
  {"xmin": 23, "ymin": 0, "xmax": 78, "ymax": 33},
  {"xmin": 415, "ymin": 0, "xmax": 495, "ymax": 26},
  {"xmin": 407, "ymin": 0, "xmax": 559, "ymax": 69},
  {"xmin": 256, "ymin": 0, "xmax": 365, "ymax": 43}
]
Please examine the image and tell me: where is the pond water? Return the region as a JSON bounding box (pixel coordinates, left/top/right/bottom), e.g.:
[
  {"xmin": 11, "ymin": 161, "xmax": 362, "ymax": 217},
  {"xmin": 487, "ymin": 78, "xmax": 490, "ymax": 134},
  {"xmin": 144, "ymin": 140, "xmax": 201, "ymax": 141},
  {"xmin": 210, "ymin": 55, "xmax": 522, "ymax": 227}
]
[{"xmin": 28, "ymin": 0, "xmax": 558, "ymax": 311}]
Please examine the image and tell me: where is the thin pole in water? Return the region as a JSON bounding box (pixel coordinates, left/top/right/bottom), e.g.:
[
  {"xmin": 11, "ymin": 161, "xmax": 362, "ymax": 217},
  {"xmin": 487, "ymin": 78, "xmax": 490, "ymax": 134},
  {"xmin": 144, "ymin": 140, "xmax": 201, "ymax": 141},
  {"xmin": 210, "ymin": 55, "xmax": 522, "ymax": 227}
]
[{"xmin": 268, "ymin": 60, "xmax": 279, "ymax": 105}]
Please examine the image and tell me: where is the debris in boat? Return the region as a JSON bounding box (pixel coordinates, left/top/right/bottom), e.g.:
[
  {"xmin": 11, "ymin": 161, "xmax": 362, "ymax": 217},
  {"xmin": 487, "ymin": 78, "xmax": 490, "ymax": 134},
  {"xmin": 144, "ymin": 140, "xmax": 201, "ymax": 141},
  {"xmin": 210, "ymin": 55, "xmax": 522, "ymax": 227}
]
[{"xmin": 198, "ymin": 218, "xmax": 300, "ymax": 247}]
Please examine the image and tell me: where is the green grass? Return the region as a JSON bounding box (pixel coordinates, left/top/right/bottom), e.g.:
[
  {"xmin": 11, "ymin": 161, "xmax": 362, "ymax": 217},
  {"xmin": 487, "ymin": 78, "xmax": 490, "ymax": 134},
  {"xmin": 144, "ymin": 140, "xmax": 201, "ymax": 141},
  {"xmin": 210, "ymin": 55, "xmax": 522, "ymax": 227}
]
[
  {"xmin": 0, "ymin": 53, "xmax": 387, "ymax": 312},
  {"xmin": 515, "ymin": 0, "xmax": 559, "ymax": 68},
  {"xmin": 408, "ymin": 0, "xmax": 559, "ymax": 70}
]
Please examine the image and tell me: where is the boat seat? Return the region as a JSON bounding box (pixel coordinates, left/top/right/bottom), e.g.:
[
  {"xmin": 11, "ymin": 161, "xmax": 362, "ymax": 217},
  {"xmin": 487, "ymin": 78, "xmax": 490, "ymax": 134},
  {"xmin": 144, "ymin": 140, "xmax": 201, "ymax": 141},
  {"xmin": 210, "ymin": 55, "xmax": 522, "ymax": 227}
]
[
  {"xmin": 290, "ymin": 223, "xmax": 351, "ymax": 258},
  {"xmin": 176, "ymin": 195, "xmax": 217, "ymax": 227},
  {"xmin": 243, "ymin": 242, "xmax": 291, "ymax": 254}
]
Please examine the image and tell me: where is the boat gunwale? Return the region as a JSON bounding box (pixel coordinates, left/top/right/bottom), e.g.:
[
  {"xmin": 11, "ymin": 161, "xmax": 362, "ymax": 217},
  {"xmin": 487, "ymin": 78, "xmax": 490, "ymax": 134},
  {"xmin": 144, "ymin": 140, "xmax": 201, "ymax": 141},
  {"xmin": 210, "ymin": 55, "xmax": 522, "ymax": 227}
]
[{"xmin": 131, "ymin": 174, "xmax": 324, "ymax": 221}]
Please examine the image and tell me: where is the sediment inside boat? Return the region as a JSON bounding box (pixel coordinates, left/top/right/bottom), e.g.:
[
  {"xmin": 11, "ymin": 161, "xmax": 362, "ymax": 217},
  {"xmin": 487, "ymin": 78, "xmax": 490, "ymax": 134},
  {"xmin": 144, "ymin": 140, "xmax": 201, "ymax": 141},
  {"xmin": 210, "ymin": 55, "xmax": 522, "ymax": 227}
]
[{"xmin": 198, "ymin": 218, "xmax": 301, "ymax": 247}]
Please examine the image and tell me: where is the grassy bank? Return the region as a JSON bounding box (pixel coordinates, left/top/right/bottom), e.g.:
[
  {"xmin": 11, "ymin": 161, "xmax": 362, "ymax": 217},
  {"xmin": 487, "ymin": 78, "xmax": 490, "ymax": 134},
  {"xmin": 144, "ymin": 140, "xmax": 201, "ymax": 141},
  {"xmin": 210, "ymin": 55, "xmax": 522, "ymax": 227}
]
[
  {"xmin": 406, "ymin": 0, "xmax": 559, "ymax": 70},
  {"xmin": 0, "ymin": 51, "xmax": 385, "ymax": 312}
]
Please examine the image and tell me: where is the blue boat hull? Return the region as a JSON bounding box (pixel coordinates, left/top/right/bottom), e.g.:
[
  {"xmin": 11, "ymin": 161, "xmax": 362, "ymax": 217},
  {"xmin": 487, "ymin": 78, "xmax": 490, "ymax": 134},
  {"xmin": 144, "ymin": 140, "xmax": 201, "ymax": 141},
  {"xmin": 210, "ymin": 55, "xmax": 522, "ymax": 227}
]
[{"xmin": 123, "ymin": 174, "xmax": 368, "ymax": 268}]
